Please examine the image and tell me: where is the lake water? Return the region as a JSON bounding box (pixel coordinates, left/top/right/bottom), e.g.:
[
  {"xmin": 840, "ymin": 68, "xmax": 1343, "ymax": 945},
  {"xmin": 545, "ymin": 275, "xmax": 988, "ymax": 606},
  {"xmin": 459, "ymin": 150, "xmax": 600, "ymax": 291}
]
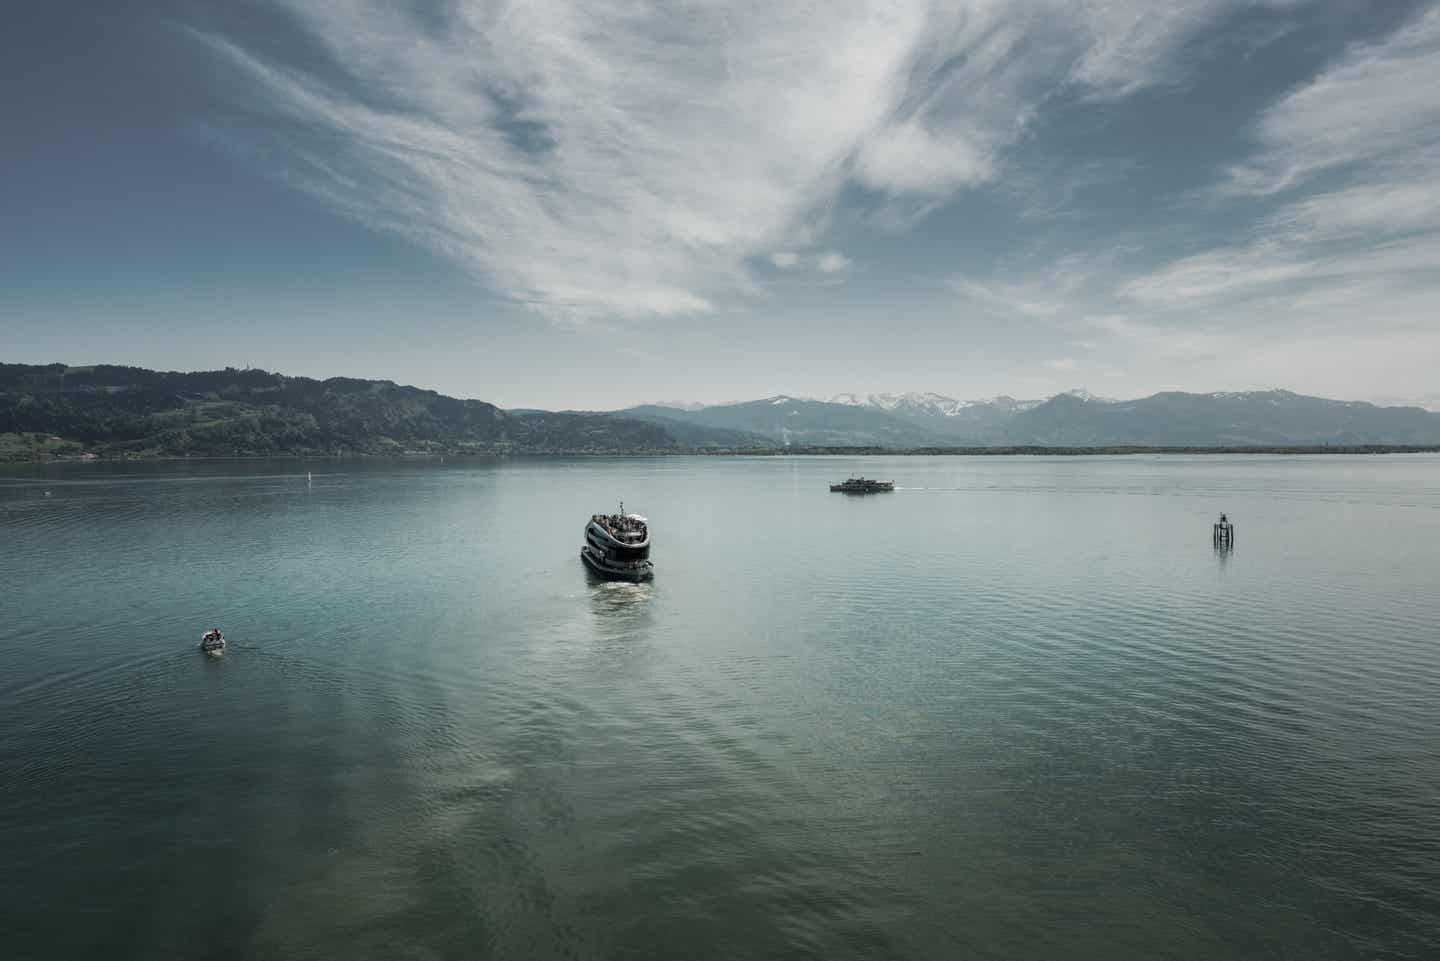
[{"xmin": 3, "ymin": 455, "xmax": 1438, "ymax": 960}]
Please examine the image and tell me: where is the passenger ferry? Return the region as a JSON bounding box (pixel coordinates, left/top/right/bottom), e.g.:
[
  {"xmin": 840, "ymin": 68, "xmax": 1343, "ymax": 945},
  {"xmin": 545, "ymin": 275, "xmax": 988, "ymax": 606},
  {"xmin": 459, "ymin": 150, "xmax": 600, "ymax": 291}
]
[
  {"xmin": 829, "ymin": 477, "xmax": 895, "ymax": 493},
  {"xmin": 581, "ymin": 504, "xmax": 654, "ymax": 581}
]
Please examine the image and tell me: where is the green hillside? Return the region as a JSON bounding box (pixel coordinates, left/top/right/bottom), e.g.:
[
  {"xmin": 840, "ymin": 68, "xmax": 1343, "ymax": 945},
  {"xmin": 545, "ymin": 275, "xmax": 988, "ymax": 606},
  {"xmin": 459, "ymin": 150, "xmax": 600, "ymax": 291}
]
[{"xmin": 0, "ymin": 364, "xmax": 715, "ymax": 459}]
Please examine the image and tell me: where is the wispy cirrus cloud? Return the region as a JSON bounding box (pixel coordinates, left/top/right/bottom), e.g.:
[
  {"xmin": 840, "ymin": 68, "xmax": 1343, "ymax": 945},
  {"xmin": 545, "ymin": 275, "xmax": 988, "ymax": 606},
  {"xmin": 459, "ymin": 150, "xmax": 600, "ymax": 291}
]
[
  {"xmin": 1124, "ymin": 7, "xmax": 1440, "ymax": 315},
  {"xmin": 952, "ymin": 278, "xmax": 1064, "ymax": 318},
  {"xmin": 1083, "ymin": 7, "xmax": 1440, "ymax": 400},
  {"xmin": 1121, "ymin": 235, "xmax": 1440, "ymax": 308},
  {"xmin": 949, "ymin": 246, "xmax": 1137, "ymax": 321},
  {"xmin": 196, "ymin": 0, "xmax": 1265, "ymax": 322},
  {"xmin": 1219, "ymin": 7, "xmax": 1440, "ymax": 197},
  {"xmin": 770, "ymin": 249, "xmax": 852, "ymax": 274}
]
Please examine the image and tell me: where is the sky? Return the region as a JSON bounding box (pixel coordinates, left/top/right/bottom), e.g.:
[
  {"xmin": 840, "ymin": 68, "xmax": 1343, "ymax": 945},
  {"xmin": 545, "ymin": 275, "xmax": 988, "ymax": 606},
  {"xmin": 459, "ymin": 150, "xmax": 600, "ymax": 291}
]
[{"xmin": 3, "ymin": 0, "xmax": 1438, "ymax": 410}]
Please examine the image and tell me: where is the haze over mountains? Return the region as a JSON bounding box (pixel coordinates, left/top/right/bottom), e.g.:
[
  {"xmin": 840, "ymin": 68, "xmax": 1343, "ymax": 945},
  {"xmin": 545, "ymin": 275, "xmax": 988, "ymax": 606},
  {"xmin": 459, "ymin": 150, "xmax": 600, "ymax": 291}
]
[{"xmin": 3, "ymin": 363, "xmax": 1438, "ymax": 459}]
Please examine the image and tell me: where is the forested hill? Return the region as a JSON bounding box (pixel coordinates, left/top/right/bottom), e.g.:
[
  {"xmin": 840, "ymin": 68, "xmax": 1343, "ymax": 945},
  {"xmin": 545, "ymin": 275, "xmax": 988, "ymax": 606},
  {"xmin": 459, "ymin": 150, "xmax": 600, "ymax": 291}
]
[{"xmin": 0, "ymin": 364, "xmax": 758, "ymax": 459}]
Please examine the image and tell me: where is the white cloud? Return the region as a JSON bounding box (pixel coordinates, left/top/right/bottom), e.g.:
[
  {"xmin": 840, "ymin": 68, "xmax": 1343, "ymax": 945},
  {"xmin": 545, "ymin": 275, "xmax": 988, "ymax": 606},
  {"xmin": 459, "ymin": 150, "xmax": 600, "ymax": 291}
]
[
  {"xmin": 1122, "ymin": 233, "xmax": 1440, "ymax": 311},
  {"xmin": 1070, "ymin": 0, "xmax": 1228, "ymax": 97},
  {"xmin": 198, "ymin": 0, "xmax": 1259, "ymax": 322},
  {"xmin": 948, "ymin": 245, "xmax": 1145, "ymax": 323},
  {"xmin": 1123, "ymin": 7, "xmax": 1440, "ymax": 325},
  {"xmin": 951, "ymin": 279, "xmax": 1063, "ymax": 318},
  {"xmin": 1120, "ymin": 243, "xmax": 1309, "ymax": 306},
  {"xmin": 855, "ymin": 121, "xmax": 993, "ymax": 194},
  {"xmin": 1267, "ymin": 178, "xmax": 1440, "ymax": 242},
  {"xmin": 1220, "ymin": 7, "xmax": 1440, "ymax": 196},
  {"xmin": 770, "ymin": 248, "xmax": 850, "ymax": 273},
  {"xmin": 1043, "ymin": 357, "xmax": 1078, "ymax": 372}
]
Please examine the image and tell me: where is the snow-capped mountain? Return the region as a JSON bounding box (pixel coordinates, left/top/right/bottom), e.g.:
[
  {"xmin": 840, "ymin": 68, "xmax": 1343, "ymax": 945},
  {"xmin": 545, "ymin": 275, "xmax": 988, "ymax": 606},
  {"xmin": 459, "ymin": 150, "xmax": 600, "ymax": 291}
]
[
  {"xmin": 1053, "ymin": 388, "xmax": 1116, "ymax": 404},
  {"xmin": 826, "ymin": 389, "xmax": 1126, "ymax": 413},
  {"xmin": 826, "ymin": 391, "xmax": 1049, "ymax": 417},
  {"xmin": 827, "ymin": 391, "xmax": 968, "ymax": 416}
]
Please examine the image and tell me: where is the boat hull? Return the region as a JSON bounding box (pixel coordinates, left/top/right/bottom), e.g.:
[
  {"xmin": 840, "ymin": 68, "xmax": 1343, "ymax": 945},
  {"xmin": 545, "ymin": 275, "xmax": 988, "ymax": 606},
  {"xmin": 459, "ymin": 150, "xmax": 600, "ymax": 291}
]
[{"xmin": 581, "ymin": 546, "xmax": 654, "ymax": 582}]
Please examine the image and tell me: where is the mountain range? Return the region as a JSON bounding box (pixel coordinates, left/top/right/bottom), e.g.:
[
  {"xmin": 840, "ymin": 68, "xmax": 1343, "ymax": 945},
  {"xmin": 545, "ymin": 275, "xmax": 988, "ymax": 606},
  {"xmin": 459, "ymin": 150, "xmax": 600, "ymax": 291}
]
[
  {"xmin": 3, "ymin": 363, "xmax": 1438, "ymax": 459},
  {"xmin": 616, "ymin": 389, "xmax": 1440, "ymax": 448}
]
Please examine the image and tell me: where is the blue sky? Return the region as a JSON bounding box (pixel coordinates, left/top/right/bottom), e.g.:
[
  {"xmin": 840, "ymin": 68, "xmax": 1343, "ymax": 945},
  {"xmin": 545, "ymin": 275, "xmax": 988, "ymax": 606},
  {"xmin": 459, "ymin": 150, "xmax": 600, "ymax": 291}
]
[{"xmin": 3, "ymin": 1, "xmax": 1437, "ymax": 409}]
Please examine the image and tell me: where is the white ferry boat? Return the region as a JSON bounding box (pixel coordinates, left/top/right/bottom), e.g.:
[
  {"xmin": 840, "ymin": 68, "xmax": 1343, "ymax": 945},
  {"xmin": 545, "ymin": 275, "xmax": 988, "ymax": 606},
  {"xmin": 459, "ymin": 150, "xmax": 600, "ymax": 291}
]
[{"xmin": 581, "ymin": 505, "xmax": 654, "ymax": 581}]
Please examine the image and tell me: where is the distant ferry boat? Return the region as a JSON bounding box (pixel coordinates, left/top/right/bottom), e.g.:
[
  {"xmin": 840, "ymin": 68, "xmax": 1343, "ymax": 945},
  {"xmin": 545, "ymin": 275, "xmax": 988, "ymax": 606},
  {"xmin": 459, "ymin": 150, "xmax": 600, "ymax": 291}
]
[
  {"xmin": 581, "ymin": 505, "xmax": 654, "ymax": 581},
  {"xmin": 829, "ymin": 477, "xmax": 895, "ymax": 493}
]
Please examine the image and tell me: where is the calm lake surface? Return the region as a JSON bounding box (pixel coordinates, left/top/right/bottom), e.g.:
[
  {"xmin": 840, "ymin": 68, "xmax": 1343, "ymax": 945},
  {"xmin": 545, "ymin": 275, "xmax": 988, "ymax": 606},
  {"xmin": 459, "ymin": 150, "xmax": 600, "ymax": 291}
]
[{"xmin": 3, "ymin": 455, "xmax": 1438, "ymax": 960}]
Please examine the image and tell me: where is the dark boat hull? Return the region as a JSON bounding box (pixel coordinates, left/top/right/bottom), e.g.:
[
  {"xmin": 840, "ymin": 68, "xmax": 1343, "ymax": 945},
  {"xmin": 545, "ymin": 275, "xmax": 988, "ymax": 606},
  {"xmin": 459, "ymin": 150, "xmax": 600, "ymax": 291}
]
[{"xmin": 581, "ymin": 547, "xmax": 654, "ymax": 582}]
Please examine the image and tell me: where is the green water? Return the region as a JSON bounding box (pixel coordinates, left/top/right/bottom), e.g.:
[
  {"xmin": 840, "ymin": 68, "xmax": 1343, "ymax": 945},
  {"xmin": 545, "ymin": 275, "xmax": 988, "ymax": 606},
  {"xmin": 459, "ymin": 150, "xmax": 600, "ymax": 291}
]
[{"xmin": 3, "ymin": 455, "xmax": 1438, "ymax": 960}]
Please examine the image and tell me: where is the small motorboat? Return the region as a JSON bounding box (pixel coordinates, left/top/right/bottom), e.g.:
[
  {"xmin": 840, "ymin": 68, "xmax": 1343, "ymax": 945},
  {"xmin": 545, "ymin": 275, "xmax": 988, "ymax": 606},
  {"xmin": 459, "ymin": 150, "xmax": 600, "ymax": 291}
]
[{"xmin": 200, "ymin": 627, "xmax": 227, "ymax": 656}]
